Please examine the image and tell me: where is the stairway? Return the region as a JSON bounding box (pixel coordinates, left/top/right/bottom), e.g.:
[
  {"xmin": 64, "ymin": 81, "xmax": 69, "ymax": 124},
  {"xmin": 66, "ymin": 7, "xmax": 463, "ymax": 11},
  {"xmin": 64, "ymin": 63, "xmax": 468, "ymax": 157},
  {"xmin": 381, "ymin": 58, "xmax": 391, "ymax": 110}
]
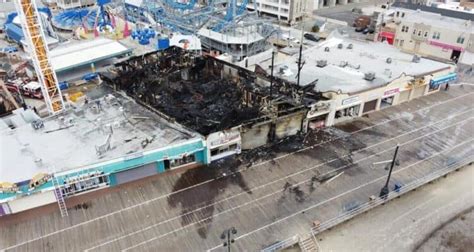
[
  {"xmin": 298, "ymin": 234, "xmax": 319, "ymax": 252},
  {"xmin": 52, "ymin": 176, "xmax": 68, "ymax": 217}
]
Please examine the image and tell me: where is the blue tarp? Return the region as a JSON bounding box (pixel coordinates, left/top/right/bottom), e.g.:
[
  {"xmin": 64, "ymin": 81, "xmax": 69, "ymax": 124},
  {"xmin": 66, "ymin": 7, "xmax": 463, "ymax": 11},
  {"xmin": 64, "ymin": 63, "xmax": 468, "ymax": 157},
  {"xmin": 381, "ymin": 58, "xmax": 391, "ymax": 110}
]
[{"xmin": 4, "ymin": 23, "xmax": 23, "ymax": 43}]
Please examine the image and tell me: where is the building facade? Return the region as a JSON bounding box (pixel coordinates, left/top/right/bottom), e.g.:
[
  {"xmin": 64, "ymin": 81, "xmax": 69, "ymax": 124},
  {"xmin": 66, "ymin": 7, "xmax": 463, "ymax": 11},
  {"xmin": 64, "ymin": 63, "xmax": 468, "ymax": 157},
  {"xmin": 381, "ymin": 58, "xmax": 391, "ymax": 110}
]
[
  {"xmin": 248, "ymin": 0, "xmax": 313, "ymax": 24},
  {"xmin": 391, "ymin": 8, "xmax": 473, "ymax": 64}
]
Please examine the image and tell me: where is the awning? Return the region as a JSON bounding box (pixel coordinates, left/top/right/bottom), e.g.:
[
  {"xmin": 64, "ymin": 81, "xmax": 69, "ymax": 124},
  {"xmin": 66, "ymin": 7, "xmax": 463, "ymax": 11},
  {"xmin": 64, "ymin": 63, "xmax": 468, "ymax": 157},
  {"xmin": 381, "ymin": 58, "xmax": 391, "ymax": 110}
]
[
  {"xmin": 430, "ymin": 73, "xmax": 457, "ymax": 88},
  {"xmin": 50, "ymin": 38, "xmax": 132, "ymax": 73}
]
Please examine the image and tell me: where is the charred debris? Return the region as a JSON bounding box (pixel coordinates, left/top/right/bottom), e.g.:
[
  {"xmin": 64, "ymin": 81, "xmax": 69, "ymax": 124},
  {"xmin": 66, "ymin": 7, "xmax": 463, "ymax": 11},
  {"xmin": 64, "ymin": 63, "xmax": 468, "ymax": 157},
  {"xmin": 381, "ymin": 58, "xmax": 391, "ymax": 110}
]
[{"xmin": 102, "ymin": 47, "xmax": 324, "ymax": 136}]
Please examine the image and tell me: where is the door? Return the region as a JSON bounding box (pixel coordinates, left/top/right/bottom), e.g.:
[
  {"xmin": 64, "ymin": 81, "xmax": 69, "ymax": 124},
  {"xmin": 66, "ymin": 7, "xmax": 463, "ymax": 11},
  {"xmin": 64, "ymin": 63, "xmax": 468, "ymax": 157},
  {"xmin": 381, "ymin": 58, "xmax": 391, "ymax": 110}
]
[
  {"xmin": 114, "ymin": 162, "xmax": 158, "ymax": 185},
  {"xmin": 451, "ymin": 50, "xmax": 461, "ymax": 62},
  {"xmin": 414, "ymin": 42, "xmax": 421, "ymax": 53},
  {"xmin": 363, "ymin": 99, "xmax": 378, "ymax": 114}
]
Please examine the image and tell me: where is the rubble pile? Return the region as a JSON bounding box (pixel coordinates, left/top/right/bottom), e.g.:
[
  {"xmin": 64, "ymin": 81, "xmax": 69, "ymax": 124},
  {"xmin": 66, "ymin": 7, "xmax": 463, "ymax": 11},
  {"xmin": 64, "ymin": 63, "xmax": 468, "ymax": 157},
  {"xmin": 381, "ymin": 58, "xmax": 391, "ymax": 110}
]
[{"xmin": 107, "ymin": 49, "xmax": 262, "ymax": 135}]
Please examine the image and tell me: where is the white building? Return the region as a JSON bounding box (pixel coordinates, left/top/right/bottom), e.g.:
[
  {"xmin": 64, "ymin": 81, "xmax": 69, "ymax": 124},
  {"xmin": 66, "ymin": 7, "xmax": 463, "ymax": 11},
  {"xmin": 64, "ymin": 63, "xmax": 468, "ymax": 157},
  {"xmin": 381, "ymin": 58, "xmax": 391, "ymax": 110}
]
[
  {"xmin": 248, "ymin": 0, "xmax": 313, "ymax": 24},
  {"xmin": 55, "ymin": 0, "xmax": 95, "ymax": 10},
  {"xmin": 390, "ymin": 8, "xmax": 474, "ymax": 65},
  {"xmin": 264, "ymin": 33, "xmax": 456, "ymax": 129}
]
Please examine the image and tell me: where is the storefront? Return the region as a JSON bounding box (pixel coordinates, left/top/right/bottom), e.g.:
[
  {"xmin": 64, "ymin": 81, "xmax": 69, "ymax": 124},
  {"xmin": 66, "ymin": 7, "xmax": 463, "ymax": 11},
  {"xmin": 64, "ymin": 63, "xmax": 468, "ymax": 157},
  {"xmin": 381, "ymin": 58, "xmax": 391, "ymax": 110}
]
[
  {"xmin": 207, "ymin": 129, "xmax": 241, "ymax": 161},
  {"xmin": 379, "ymin": 31, "xmax": 395, "ymax": 45},
  {"xmin": 429, "ymin": 73, "xmax": 457, "ymax": 92},
  {"xmin": 380, "ymin": 88, "xmax": 399, "ymax": 109},
  {"xmin": 335, "ymin": 96, "xmax": 361, "ymax": 123},
  {"xmin": 362, "ymin": 99, "xmax": 378, "ymax": 114}
]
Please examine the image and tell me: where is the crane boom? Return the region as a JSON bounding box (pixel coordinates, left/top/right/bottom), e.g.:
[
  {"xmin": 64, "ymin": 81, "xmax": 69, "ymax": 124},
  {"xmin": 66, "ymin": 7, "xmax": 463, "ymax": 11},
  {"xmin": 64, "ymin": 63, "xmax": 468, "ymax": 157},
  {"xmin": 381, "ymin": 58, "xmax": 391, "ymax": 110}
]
[{"xmin": 14, "ymin": 0, "xmax": 64, "ymax": 114}]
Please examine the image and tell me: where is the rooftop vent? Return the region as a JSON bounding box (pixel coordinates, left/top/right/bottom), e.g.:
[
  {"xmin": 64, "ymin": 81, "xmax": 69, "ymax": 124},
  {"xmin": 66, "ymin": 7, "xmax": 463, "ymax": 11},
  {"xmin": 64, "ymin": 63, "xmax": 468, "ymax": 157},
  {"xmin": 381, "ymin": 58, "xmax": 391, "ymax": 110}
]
[
  {"xmin": 364, "ymin": 72, "xmax": 376, "ymax": 81},
  {"xmin": 324, "ymin": 47, "xmax": 330, "ymax": 52},
  {"xmin": 279, "ymin": 65, "xmax": 289, "ymax": 74},
  {"xmin": 412, "ymin": 55, "xmax": 421, "ymax": 63},
  {"xmin": 337, "ymin": 43, "xmax": 343, "ymax": 49},
  {"xmin": 386, "ymin": 57, "xmax": 392, "ymax": 64},
  {"xmin": 317, "ymin": 60, "xmax": 328, "ymax": 68},
  {"xmin": 347, "ymin": 43, "xmax": 353, "ymax": 49},
  {"xmin": 339, "ymin": 61, "xmax": 348, "ymax": 67}
]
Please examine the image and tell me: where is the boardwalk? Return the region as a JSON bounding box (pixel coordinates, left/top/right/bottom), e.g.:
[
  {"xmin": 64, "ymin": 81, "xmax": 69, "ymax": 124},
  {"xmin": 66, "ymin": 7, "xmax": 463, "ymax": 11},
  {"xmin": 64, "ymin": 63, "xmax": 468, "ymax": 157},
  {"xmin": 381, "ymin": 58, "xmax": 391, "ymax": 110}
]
[{"xmin": 1, "ymin": 86, "xmax": 474, "ymax": 252}]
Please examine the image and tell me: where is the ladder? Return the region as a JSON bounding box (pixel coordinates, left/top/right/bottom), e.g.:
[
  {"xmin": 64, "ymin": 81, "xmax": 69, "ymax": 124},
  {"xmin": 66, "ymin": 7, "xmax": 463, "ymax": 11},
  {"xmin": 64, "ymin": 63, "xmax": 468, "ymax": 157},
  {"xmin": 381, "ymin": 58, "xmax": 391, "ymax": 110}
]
[
  {"xmin": 298, "ymin": 234, "xmax": 319, "ymax": 252},
  {"xmin": 52, "ymin": 176, "xmax": 68, "ymax": 217}
]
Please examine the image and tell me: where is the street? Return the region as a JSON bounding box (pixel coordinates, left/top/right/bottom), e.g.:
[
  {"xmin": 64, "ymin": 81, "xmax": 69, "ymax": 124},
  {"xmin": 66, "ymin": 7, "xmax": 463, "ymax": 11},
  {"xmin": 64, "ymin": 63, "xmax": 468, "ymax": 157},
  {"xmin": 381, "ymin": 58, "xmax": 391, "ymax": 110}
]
[{"xmin": 1, "ymin": 85, "xmax": 473, "ymax": 251}]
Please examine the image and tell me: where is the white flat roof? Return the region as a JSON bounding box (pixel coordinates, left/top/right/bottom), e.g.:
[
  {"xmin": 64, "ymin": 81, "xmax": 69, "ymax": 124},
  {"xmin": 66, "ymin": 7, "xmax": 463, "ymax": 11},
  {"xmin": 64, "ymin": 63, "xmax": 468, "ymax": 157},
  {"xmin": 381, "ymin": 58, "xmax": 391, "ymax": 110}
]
[
  {"xmin": 50, "ymin": 38, "xmax": 132, "ymax": 73},
  {"xmin": 268, "ymin": 32, "xmax": 453, "ymax": 94},
  {"xmin": 198, "ymin": 27, "xmax": 264, "ymax": 45},
  {"xmin": 395, "ymin": 8, "xmax": 473, "ymax": 33},
  {"xmin": 0, "ymin": 87, "xmax": 198, "ymax": 183}
]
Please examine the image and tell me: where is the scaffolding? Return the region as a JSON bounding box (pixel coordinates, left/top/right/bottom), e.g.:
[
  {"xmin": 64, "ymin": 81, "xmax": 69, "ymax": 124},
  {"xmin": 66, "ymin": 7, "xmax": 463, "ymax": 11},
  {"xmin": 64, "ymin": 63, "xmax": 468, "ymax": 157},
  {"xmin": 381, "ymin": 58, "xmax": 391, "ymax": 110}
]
[{"xmin": 124, "ymin": 0, "xmax": 276, "ymax": 57}]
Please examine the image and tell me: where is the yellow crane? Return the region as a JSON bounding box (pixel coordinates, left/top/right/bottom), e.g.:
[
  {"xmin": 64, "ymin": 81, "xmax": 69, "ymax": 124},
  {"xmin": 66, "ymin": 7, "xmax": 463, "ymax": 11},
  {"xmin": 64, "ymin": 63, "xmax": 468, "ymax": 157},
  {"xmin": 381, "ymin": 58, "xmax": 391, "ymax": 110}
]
[{"xmin": 13, "ymin": 0, "xmax": 65, "ymax": 114}]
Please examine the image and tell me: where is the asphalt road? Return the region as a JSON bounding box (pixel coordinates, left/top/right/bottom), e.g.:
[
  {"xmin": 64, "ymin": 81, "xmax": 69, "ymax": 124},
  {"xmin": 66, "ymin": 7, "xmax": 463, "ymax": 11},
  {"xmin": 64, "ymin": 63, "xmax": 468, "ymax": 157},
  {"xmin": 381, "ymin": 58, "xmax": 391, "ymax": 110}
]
[
  {"xmin": 1, "ymin": 86, "xmax": 474, "ymax": 252},
  {"xmin": 316, "ymin": 164, "xmax": 474, "ymax": 252}
]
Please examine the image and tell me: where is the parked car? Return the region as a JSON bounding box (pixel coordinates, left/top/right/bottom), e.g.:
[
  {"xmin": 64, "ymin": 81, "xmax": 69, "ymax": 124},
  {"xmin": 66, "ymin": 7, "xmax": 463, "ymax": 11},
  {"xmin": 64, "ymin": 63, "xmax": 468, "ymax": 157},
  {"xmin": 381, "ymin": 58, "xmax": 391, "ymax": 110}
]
[
  {"xmin": 355, "ymin": 26, "xmax": 365, "ymax": 32},
  {"xmin": 304, "ymin": 33, "xmax": 320, "ymax": 42},
  {"xmin": 362, "ymin": 27, "xmax": 375, "ymax": 34}
]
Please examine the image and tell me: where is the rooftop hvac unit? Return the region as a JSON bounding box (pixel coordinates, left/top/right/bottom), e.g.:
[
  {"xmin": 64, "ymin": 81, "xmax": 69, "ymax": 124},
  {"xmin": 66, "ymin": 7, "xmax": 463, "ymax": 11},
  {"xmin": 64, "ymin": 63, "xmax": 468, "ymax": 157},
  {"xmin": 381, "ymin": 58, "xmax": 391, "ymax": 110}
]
[
  {"xmin": 339, "ymin": 61, "xmax": 348, "ymax": 67},
  {"xmin": 412, "ymin": 55, "xmax": 420, "ymax": 63},
  {"xmin": 347, "ymin": 43, "xmax": 353, "ymax": 49},
  {"xmin": 338, "ymin": 43, "xmax": 343, "ymax": 49},
  {"xmin": 317, "ymin": 60, "xmax": 327, "ymax": 68},
  {"xmin": 364, "ymin": 72, "xmax": 376, "ymax": 81},
  {"xmin": 279, "ymin": 65, "xmax": 288, "ymax": 74},
  {"xmin": 386, "ymin": 57, "xmax": 392, "ymax": 64},
  {"xmin": 384, "ymin": 68, "xmax": 392, "ymax": 77},
  {"xmin": 324, "ymin": 47, "xmax": 330, "ymax": 52}
]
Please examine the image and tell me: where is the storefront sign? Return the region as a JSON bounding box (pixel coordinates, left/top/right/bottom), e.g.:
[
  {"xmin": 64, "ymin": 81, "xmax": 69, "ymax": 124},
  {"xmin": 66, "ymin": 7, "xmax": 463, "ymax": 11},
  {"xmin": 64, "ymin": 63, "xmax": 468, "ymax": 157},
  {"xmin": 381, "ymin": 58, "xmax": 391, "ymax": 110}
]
[
  {"xmin": 207, "ymin": 130, "xmax": 240, "ymax": 148},
  {"xmin": 341, "ymin": 96, "xmax": 359, "ymax": 106},
  {"xmin": 383, "ymin": 88, "xmax": 400, "ymax": 97},
  {"xmin": 428, "ymin": 40, "xmax": 464, "ymax": 52}
]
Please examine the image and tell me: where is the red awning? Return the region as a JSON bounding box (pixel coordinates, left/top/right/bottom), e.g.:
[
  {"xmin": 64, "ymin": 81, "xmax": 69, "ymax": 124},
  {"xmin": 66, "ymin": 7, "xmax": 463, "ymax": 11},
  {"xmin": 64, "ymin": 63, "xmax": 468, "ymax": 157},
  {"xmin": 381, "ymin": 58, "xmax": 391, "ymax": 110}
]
[{"xmin": 380, "ymin": 31, "xmax": 395, "ymax": 39}]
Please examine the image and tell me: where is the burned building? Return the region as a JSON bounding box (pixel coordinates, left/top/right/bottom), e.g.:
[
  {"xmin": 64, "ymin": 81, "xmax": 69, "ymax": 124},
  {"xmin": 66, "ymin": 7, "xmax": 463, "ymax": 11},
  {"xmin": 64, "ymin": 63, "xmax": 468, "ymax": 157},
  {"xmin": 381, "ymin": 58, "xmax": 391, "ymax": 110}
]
[{"xmin": 103, "ymin": 47, "xmax": 321, "ymax": 161}]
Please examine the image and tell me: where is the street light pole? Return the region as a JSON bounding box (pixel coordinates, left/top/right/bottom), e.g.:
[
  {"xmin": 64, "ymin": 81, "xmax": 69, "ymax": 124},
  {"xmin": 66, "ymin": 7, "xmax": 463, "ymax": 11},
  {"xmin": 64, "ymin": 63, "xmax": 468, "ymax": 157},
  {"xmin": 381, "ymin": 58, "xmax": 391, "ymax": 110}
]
[
  {"xmin": 379, "ymin": 144, "xmax": 400, "ymax": 198},
  {"xmin": 221, "ymin": 227, "xmax": 237, "ymax": 252},
  {"xmin": 270, "ymin": 49, "xmax": 275, "ymax": 97}
]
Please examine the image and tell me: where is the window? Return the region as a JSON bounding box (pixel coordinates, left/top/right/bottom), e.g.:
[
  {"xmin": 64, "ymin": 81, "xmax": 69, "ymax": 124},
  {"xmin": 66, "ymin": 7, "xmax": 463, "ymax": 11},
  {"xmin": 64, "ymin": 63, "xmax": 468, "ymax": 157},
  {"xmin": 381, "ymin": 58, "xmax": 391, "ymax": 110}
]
[
  {"xmin": 401, "ymin": 12, "xmax": 405, "ymax": 18},
  {"xmin": 401, "ymin": 26, "xmax": 409, "ymax": 33},
  {"xmin": 396, "ymin": 11, "xmax": 399, "ymax": 17},
  {"xmin": 457, "ymin": 37, "xmax": 465, "ymax": 44},
  {"xmin": 170, "ymin": 154, "xmax": 196, "ymax": 168},
  {"xmin": 418, "ymin": 31, "xmax": 422, "ymax": 36},
  {"xmin": 424, "ymin": 31, "xmax": 428, "ymax": 37},
  {"xmin": 400, "ymin": 40, "xmax": 404, "ymax": 47},
  {"xmin": 432, "ymin": 32, "xmax": 441, "ymax": 40},
  {"xmin": 413, "ymin": 29, "xmax": 416, "ymax": 35}
]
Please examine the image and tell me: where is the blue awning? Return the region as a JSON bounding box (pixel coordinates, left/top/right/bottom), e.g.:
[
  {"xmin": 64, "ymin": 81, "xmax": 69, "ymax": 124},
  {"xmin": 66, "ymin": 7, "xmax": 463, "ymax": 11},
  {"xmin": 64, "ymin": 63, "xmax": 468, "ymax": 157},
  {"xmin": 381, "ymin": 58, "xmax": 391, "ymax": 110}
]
[{"xmin": 430, "ymin": 73, "xmax": 457, "ymax": 88}]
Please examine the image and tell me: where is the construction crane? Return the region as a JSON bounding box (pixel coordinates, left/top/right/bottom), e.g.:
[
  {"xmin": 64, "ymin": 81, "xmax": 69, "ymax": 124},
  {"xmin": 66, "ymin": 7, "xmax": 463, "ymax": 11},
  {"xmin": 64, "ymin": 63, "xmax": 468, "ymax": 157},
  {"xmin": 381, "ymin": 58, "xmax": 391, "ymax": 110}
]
[{"xmin": 13, "ymin": 0, "xmax": 65, "ymax": 114}]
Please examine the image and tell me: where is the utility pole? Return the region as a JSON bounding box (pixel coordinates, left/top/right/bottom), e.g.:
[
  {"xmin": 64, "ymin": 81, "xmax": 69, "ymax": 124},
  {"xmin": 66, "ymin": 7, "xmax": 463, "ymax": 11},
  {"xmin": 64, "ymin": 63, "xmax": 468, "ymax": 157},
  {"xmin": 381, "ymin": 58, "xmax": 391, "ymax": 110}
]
[
  {"xmin": 296, "ymin": 27, "xmax": 305, "ymax": 87},
  {"xmin": 221, "ymin": 227, "xmax": 237, "ymax": 252},
  {"xmin": 270, "ymin": 49, "xmax": 275, "ymax": 97},
  {"xmin": 379, "ymin": 144, "xmax": 400, "ymax": 199}
]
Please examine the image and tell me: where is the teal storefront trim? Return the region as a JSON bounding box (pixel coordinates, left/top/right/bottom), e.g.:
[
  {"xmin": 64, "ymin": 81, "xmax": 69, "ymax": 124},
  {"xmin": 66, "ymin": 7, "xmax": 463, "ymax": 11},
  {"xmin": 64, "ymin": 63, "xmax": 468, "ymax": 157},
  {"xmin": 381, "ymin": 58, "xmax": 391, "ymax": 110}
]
[{"xmin": 0, "ymin": 138, "xmax": 207, "ymax": 201}]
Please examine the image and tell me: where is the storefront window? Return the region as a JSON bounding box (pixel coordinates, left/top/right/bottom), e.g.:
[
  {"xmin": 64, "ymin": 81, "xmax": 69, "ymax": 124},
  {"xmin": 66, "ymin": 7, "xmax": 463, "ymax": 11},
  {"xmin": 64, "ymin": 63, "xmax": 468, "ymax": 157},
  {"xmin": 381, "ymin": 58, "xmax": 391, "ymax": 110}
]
[
  {"xmin": 335, "ymin": 105, "xmax": 360, "ymax": 119},
  {"xmin": 381, "ymin": 96, "xmax": 394, "ymax": 108}
]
